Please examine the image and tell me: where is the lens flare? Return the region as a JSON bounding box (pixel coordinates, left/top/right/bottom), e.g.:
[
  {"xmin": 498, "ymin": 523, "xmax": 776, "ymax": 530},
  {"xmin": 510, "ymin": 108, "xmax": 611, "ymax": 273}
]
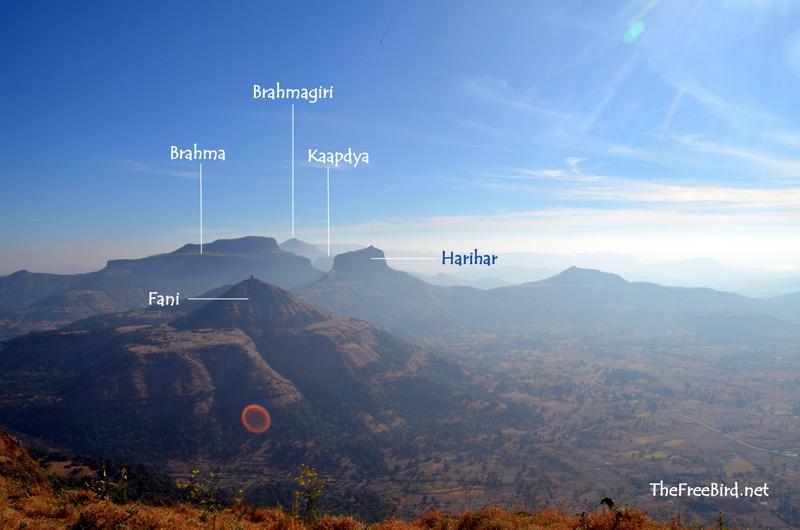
[
  {"xmin": 623, "ymin": 20, "xmax": 646, "ymax": 44},
  {"xmin": 241, "ymin": 404, "xmax": 271, "ymax": 434}
]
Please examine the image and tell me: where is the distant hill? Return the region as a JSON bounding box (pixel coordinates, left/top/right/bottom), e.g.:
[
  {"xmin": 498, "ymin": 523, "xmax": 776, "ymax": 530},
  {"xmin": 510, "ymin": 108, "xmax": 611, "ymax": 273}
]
[
  {"xmin": 0, "ymin": 278, "xmax": 462, "ymax": 475},
  {"xmin": 0, "ymin": 236, "xmax": 323, "ymax": 339},
  {"xmin": 280, "ymin": 237, "xmax": 325, "ymax": 260},
  {"xmin": 280, "ymin": 238, "xmax": 369, "ymax": 272},
  {"xmin": 3, "ymin": 238, "xmax": 799, "ymax": 342},
  {"xmin": 297, "ymin": 249, "xmax": 800, "ymax": 339},
  {"xmin": 0, "ymin": 270, "xmax": 91, "ymax": 311},
  {"xmin": 0, "ymin": 289, "xmax": 127, "ymax": 337},
  {"xmin": 478, "ymin": 266, "xmax": 763, "ymax": 329}
]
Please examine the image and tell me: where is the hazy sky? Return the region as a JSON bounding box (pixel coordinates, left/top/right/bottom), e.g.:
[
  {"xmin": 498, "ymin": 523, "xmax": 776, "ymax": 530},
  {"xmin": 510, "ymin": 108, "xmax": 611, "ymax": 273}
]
[{"xmin": 2, "ymin": 1, "xmax": 800, "ymax": 273}]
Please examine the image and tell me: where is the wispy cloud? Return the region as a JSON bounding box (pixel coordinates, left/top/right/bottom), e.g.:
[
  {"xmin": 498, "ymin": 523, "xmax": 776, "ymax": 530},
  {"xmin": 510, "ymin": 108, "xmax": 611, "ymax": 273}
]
[
  {"xmin": 442, "ymin": 114, "xmax": 508, "ymax": 138},
  {"xmin": 462, "ymin": 77, "xmax": 569, "ymax": 119},
  {"xmin": 124, "ymin": 160, "xmax": 199, "ymax": 179},
  {"xmin": 765, "ymin": 131, "xmax": 800, "ymax": 150},
  {"xmin": 659, "ymin": 87, "xmax": 684, "ymax": 138},
  {"xmin": 311, "ymin": 206, "xmax": 800, "ymax": 268},
  {"xmin": 480, "ymin": 157, "xmax": 603, "ymax": 183},
  {"xmin": 319, "ymin": 208, "xmax": 800, "ymax": 249},
  {"xmin": 566, "ymin": 156, "xmax": 587, "ymax": 175},
  {"xmin": 567, "ymin": 182, "xmax": 800, "ymax": 208},
  {"xmin": 580, "ymin": 54, "xmax": 640, "ymax": 133},
  {"xmin": 464, "ymin": 160, "xmax": 800, "ymax": 211},
  {"xmin": 672, "ymin": 135, "xmax": 800, "ymax": 178},
  {"xmin": 123, "ymin": 160, "xmax": 259, "ymax": 181}
]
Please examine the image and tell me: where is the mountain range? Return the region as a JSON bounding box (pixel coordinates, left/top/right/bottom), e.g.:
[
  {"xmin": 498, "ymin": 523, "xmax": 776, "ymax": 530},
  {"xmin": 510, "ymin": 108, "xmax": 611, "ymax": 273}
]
[
  {"xmin": 2, "ymin": 236, "xmax": 799, "ymax": 343},
  {"xmin": 297, "ymin": 245, "xmax": 800, "ymax": 340},
  {"xmin": 0, "ymin": 237, "xmax": 322, "ymax": 339}
]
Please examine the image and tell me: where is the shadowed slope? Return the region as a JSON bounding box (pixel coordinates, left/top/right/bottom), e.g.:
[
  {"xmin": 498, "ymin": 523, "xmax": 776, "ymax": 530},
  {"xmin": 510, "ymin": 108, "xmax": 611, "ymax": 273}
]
[{"xmin": 0, "ymin": 278, "xmax": 463, "ymax": 474}]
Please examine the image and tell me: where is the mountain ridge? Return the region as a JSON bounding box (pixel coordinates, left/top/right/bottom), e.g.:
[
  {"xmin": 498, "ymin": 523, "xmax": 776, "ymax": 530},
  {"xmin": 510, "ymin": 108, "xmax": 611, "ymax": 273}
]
[
  {"xmin": 298, "ymin": 247, "xmax": 800, "ymax": 337},
  {"xmin": 3, "ymin": 238, "xmax": 800, "ymax": 341},
  {"xmin": 0, "ymin": 236, "xmax": 325, "ymax": 339}
]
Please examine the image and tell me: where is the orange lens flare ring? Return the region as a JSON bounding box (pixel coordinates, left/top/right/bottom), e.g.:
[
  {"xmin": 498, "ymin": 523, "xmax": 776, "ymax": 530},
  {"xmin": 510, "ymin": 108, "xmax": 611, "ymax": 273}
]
[{"xmin": 241, "ymin": 404, "xmax": 271, "ymax": 434}]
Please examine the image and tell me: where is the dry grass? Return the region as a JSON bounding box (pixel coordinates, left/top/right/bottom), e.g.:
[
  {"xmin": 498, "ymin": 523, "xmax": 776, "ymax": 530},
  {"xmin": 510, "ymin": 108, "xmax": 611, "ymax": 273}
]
[
  {"xmin": 0, "ymin": 429, "xmax": 701, "ymax": 529},
  {"xmin": 0, "ymin": 490, "xmax": 705, "ymax": 530}
]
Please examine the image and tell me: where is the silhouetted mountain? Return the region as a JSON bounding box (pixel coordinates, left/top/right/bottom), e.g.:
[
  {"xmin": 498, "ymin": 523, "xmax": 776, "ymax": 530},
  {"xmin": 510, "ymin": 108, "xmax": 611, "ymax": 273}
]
[
  {"xmin": 296, "ymin": 247, "xmax": 483, "ymax": 336},
  {"xmin": 470, "ymin": 266, "xmax": 781, "ymax": 332},
  {"xmin": 173, "ymin": 235, "xmax": 280, "ymax": 256},
  {"xmin": 0, "ymin": 236, "xmax": 324, "ymax": 339},
  {"xmin": 89, "ymin": 236, "xmax": 322, "ymax": 306},
  {"xmin": 5, "ymin": 241, "xmax": 799, "ymax": 343},
  {"xmin": 543, "ymin": 266, "xmax": 627, "ymax": 286},
  {"xmin": 280, "ymin": 237, "xmax": 324, "ymax": 260},
  {"xmin": 331, "ymin": 245, "xmax": 389, "ymax": 276},
  {"xmin": 0, "ymin": 278, "xmax": 463, "ymax": 474}
]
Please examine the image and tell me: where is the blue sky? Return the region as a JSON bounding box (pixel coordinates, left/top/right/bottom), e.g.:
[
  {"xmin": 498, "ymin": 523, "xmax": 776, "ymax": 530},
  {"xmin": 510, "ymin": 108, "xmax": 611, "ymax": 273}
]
[{"xmin": 2, "ymin": 0, "xmax": 800, "ymax": 273}]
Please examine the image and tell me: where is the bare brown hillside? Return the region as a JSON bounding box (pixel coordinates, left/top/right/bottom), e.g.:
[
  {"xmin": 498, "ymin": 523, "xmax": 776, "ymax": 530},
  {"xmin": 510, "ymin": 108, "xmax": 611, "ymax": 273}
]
[{"xmin": 0, "ymin": 428, "xmax": 689, "ymax": 529}]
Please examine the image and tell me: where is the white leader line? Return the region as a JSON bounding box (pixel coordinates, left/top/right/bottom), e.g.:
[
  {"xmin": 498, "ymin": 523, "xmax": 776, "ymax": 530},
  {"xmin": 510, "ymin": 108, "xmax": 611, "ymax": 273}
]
[
  {"xmin": 370, "ymin": 257, "xmax": 438, "ymax": 260},
  {"xmin": 199, "ymin": 162, "xmax": 203, "ymax": 255},
  {"xmin": 291, "ymin": 104, "xmax": 295, "ymax": 237},
  {"xmin": 186, "ymin": 297, "xmax": 250, "ymax": 301},
  {"xmin": 327, "ymin": 166, "xmax": 331, "ymax": 257}
]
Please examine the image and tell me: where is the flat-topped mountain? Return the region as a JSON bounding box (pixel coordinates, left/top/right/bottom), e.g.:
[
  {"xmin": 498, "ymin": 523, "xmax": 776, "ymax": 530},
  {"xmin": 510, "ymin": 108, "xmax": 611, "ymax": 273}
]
[
  {"xmin": 0, "ymin": 236, "xmax": 324, "ymax": 339},
  {"xmin": 331, "ymin": 246, "xmax": 390, "ymax": 276},
  {"xmin": 172, "ymin": 235, "xmax": 281, "ymax": 255},
  {"xmin": 95, "ymin": 236, "xmax": 321, "ymax": 303},
  {"xmin": 3, "ymin": 240, "xmax": 799, "ymax": 342},
  {"xmin": 296, "ymin": 247, "xmax": 482, "ymax": 336}
]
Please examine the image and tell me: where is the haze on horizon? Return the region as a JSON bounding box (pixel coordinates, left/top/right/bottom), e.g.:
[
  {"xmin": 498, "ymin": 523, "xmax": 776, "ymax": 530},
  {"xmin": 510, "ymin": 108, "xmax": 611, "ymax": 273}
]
[{"xmin": 2, "ymin": 1, "xmax": 800, "ymax": 275}]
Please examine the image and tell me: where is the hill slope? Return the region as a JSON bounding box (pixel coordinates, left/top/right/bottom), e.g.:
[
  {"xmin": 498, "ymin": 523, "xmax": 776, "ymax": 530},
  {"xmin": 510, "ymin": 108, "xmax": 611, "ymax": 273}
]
[
  {"xmin": 0, "ymin": 279, "xmax": 461, "ymax": 477},
  {"xmin": 0, "ymin": 426, "xmax": 675, "ymax": 530}
]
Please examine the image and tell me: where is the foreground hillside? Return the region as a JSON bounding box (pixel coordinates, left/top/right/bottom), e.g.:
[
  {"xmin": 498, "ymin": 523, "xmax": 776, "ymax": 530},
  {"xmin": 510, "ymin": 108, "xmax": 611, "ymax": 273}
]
[
  {"xmin": 0, "ymin": 429, "xmax": 682, "ymax": 530},
  {"xmin": 0, "ymin": 278, "xmax": 478, "ymax": 512}
]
